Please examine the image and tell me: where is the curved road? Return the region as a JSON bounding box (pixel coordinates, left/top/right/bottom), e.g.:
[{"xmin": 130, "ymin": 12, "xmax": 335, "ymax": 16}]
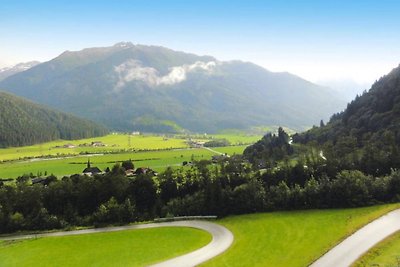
[
  {"xmin": 0, "ymin": 220, "xmax": 233, "ymax": 267},
  {"xmin": 310, "ymin": 208, "xmax": 400, "ymax": 267}
]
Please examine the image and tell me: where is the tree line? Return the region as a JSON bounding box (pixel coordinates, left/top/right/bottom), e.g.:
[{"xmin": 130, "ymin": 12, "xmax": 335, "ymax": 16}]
[{"xmin": 1, "ymin": 154, "xmax": 399, "ymax": 233}]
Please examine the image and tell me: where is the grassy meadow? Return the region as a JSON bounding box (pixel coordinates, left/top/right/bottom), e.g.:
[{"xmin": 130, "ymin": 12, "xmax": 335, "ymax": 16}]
[
  {"xmin": 353, "ymin": 230, "xmax": 400, "ymax": 267},
  {"xmin": 204, "ymin": 204, "xmax": 400, "ymax": 267},
  {"xmin": 0, "ymin": 148, "xmax": 216, "ymax": 178},
  {"xmin": 0, "ymin": 134, "xmax": 188, "ymax": 162},
  {"xmin": 208, "ymin": 145, "xmax": 248, "ymax": 155},
  {"xmin": 0, "ymin": 132, "xmax": 259, "ymax": 179},
  {"xmin": 0, "ymin": 227, "xmax": 211, "ymax": 267}
]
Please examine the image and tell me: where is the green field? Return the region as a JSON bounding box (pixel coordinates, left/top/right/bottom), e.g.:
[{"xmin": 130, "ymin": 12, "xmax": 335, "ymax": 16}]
[
  {"xmin": 209, "ymin": 145, "xmax": 249, "ymax": 155},
  {"xmin": 204, "ymin": 204, "xmax": 400, "ymax": 267},
  {"xmin": 0, "ymin": 148, "xmax": 218, "ymax": 178},
  {"xmin": 353, "ymin": 230, "xmax": 400, "ymax": 267},
  {"xmin": 0, "ymin": 133, "xmax": 262, "ymax": 163},
  {"xmin": 0, "ymin": 134, "xmax": 188, "ymax": 162},
  {"xmin": 0, "ymin": 131, "xmax": 259, "ymax": 179},
  {"xmin": 0, "ymin": 227, "xmax": 211, "ymax": 267}
]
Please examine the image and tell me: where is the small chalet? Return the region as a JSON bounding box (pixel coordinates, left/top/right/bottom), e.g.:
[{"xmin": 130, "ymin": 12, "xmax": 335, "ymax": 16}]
[
  {"xmin": 91, "ymin": 141, "xmax": 105, "ymax": 147},
  {"xmin": 82, "ymin": 159, "xmax": 102, "ymax": 175}
]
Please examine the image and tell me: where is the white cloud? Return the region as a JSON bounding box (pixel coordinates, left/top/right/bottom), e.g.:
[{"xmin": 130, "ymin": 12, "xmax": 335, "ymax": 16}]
[{"xmin": 114, "ymin": 60, "xmax": 217, "ymax": 89}]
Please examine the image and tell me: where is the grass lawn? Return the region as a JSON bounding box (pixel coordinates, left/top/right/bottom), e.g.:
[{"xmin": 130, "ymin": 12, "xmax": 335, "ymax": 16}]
[
  {"xmin": 203, "ymin": 204, "xmax": 400, "ymax": 267},
  {"xmin": 352, "ymin": 230, "xmax": 400, "ymax": 267},
  {"xmin": 0, "ymin": 227, "xmax": 211, "ymax": 267}
]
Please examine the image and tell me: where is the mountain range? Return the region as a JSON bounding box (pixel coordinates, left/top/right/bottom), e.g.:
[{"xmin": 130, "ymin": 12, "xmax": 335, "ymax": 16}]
[
  {"xmin": 0, "ymin": 61, "xmax": 40, "ymax": 81},
  {"xmin": 0, "ymin": 42, "xmax": 346, "ymax": 133}
]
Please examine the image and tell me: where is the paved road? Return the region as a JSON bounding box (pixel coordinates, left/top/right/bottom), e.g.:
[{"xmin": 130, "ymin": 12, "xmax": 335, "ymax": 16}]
[
  {"xmin": 0, "ymin": 220, "xmax": 234, "ymax": 267},
  {"xmin": 310, "ymin": 209, "xmax": 400, "ymax": 267},
  {"xmin": 202, "ymin": 147, "xmax": 225, "ymax": 155},
  {"xmin": 150, "ymin": 220, "xmax": 233, "ymax": 267}
]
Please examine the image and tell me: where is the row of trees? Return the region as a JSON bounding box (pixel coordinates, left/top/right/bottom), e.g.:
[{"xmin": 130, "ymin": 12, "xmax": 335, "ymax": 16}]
[{"xmin": 1, "ymin": 155, "xmax": 400, "ymax": 233}]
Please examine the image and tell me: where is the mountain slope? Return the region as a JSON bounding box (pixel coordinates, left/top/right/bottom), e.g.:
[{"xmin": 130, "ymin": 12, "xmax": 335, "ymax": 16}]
[
  {"xmin": 0, "ymin": 42, "xmax": 345, "ymax": 133},
  {"xmin": 0, "ymin": 61, "xmax": 40, "ymax": 81},
  {"xmin": 294, "ymin": 65, "xmax": 400, "ymax": 145},
  {"xmin": 293, "ymin": 64, "xmax": 400, "ymax": 175},
  {"xmin": 0, "ymin": 91, "xmax": 108, "ymax": 147}
]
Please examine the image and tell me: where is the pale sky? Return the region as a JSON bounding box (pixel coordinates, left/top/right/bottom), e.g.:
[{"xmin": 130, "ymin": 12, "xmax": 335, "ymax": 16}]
[{"xmin": 1, "ymin": 0, "xmax": 400, "ymax": 86}]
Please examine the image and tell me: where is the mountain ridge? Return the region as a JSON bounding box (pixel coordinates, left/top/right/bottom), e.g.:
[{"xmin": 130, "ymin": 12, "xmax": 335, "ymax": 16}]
[
  {"xmin": 0, "ymin": 42, "xmax": 346, "ymax": 133},
  {"xmin": 0, "ymin": 61, "xmax": 40, "ymax": 81}
]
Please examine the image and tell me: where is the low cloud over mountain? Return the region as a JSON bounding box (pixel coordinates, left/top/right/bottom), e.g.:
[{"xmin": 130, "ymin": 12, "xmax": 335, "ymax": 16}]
[{"xmin": 0, "ymin": 43, "xmax": 346, "ymax": 133}]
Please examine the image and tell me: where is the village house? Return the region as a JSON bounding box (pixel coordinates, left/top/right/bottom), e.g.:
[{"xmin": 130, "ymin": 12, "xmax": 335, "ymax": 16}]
[{"xmin": 82, "ymin": 159, "xmax": 102, "ymax": 176}]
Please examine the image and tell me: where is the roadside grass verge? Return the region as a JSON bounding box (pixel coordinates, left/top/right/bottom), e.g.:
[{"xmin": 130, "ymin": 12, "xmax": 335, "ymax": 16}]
[{"xmin": 352, "ymin": 230, "xmax": 400, "ymax": 267}]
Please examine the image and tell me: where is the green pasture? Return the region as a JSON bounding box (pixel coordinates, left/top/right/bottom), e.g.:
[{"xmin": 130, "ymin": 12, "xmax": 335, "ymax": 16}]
[
  {"xmin": 0, "ymin": 148, "xmax": 219, "ymax": 178},
  {"xmin": 0, "ymin": 227, "xmax": 211, "ymax": 267},
  {"xmin": 204, "ymin": 204, "xmax": 400, "ymax": 267},
  {"xmin": 353, "ymin": 230, "xmax": 400, "ymax": 267},
  {"xmin": 0, "ymin": 134, "xmax": 188, "ymax": 162},
  {"xmin": 209, "ymin": 145, "xmax": 248, "ymax": 155}
]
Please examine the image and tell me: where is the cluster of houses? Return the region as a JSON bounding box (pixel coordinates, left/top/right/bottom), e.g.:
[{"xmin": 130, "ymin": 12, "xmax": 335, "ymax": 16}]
[
  {"xmin": 54, "ymin": 141, "xmax": 107, "ymax": 149},
  {"xmin": 187, "ymin": 139, "xmax": 206, "ymax": 148},
  {"xmin": 82, "ymin": 159, "xmax": 157, "ymax": 177}
]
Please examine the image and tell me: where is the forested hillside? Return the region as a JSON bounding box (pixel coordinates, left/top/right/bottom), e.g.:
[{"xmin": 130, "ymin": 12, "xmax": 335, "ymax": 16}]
[
  {"xmin": 293, "ymin": 65, "xmax": 400, "ymax": 176},
  {"xmin": 0, "ymin": 91, "xmax": 108, "ymax": 147}
]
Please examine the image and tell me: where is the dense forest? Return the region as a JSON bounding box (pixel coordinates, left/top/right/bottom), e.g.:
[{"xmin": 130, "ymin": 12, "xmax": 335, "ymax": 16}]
[
  {"xmin": 243, "ymin": 127, "xmax": 293, "ymax": 168},
  {"xmin": 0, "ymin": 91, "xmax": 108, "ymax": 147},
  {"xmin": 293, "ymin": 65, "xmax": 400, "ymax": 177}
]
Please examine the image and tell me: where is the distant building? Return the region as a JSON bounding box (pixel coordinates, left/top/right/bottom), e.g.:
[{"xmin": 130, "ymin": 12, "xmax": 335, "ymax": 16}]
[
  {"xmin": 82, "ymin": 159, "xmax": 102, "ymax": 175},
  {"xmin": 91, "ymin": 141, "xmax": 105, "ymax": 147},
  {"xmin": 187, "ymin": 140, "xmax": 206, "ymax": 148},
  {"xmin": 63, "ymin": 143, "xmax": 76, "ymax": 148},
  {"xmin": 135, "ymin": 167, "xmax": 158, "ymax": 176}
]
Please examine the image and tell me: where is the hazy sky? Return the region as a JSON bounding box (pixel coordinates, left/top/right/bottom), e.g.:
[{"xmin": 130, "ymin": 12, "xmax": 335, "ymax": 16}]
[{"xmin": 1, "ymin": 0, "xmax": 400, "ymax": 85}]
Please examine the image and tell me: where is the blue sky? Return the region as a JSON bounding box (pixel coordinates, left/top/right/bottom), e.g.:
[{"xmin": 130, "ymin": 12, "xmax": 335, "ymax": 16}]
[{"xmin": 1, "ymin": 0, "xmax": 400, "ymax": 84}]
